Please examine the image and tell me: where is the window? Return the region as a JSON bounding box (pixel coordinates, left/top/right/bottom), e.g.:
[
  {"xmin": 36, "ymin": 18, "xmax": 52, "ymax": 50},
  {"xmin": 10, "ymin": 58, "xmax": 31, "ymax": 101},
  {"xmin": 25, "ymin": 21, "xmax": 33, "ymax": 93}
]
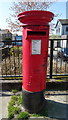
[
  {"xmin": 66, "ymin": 27, "xmax": 68, "ymax": 31},
  {"xmin": 62, "ymin": 29, "xmax": 64, "ymax": 35},
  {"xmin": 58, "ymin": 28, "xmax": 60, "ymax": 33}
]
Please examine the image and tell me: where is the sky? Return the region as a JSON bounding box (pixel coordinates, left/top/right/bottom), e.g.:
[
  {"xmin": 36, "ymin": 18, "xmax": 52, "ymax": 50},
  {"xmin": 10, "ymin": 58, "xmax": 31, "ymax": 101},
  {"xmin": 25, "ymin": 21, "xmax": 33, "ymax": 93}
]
[{"xmin": 0, "ymin": 0, "xmax": 68, "ymax": 35}]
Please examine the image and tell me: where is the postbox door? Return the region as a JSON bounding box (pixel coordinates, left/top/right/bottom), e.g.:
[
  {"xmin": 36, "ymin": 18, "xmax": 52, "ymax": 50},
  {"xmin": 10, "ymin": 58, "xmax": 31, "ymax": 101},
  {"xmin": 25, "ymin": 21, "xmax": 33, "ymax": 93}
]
[{"xmin": 23, "ymin": 30, "xmax": 49, "ymax": 92}]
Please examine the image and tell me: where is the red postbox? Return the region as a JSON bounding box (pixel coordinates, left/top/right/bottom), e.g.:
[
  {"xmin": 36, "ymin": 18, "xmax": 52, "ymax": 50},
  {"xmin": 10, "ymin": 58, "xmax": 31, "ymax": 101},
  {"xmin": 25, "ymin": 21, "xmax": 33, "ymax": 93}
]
[{"xmin": 18, "ymin": 10, "xmax": 54, "ymax": 113}]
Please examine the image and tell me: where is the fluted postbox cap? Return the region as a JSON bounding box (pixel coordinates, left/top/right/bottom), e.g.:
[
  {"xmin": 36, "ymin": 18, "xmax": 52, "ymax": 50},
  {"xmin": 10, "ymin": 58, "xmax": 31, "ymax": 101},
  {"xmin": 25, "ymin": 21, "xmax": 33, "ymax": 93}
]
[{"xmin": 18, "ymin": 10, "xmax": 54, "ymax": 26}]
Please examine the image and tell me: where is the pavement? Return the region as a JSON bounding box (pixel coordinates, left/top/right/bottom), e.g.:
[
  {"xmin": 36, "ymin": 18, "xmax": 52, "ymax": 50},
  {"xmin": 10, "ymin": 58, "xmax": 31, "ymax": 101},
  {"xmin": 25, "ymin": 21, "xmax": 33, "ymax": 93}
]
[
  {"xmin": 45, "ymin": 90, "xmax": 68, "ymax": 120},
  {"xmin": 0, "ymin": 91, "xmax": 11, "ymax": 120},
  {"xmin": 0, "ymin": 90, "xmax": 68, "ymax": 120}
]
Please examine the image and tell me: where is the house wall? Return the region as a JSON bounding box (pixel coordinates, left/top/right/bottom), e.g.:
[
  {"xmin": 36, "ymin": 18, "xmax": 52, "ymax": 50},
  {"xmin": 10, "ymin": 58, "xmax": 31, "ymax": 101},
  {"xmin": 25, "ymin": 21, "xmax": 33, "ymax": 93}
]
[
  {"xmin": 62, "ymin": 25, "xmax": 68, "ymax": 35},
  {"xmin": 56, "ymin": 21, "xmax": 62, "ymax": 35},
  {"xmin": 56, "ymin": 21, "xmax": 68, "ymax": 35},
  {"xmin": 66, "ymin": 1, "xmax": 68, "ymax": 18}
]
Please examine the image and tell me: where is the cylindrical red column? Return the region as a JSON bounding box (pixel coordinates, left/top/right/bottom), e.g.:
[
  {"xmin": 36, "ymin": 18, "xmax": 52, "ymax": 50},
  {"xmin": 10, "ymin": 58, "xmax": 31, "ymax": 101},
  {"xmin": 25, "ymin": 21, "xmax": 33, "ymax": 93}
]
[{"xmin": 18, "ymin": 10, "xmax": 54, "ymax": 113}]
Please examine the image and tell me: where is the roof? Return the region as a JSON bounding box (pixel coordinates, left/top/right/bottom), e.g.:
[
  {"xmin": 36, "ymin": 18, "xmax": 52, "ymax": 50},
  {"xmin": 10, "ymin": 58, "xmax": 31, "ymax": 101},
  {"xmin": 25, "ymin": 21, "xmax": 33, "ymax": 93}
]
[
  {"xmin": 59, "ymin": 19, "xmax": 68, "ymax": 24},
  {"xmin": 55, "ymin": 19, "xmax": 68, "ymax": 28},
  {"xmin": 0, "ymin": 29, "xmax": 11, "ymax": 34}
]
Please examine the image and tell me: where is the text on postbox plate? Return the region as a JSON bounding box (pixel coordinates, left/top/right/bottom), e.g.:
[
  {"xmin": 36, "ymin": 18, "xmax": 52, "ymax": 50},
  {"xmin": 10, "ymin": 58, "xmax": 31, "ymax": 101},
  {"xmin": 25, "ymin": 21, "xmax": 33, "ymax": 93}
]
[{"xmin": 32, "ymin": 40, "xmax": 41, "ymax": 55}]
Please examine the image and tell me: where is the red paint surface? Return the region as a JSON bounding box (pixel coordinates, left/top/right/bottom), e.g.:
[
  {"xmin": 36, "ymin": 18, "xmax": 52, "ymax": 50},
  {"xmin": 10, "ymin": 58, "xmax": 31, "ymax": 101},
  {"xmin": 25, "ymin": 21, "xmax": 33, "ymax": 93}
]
[
  {"xmin": 18, "ymin": 10, "xmax": 54, "ymax": 26},
  {"xmin": 18, "ymin": 11, "xmax": 54, "ymax": 92}
]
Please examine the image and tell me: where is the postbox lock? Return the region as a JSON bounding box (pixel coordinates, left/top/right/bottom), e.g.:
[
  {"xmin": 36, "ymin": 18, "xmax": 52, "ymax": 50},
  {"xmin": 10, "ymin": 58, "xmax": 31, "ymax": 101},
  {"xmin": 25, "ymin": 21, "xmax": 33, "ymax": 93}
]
[{"xmin": 42, "ymin": 64, "xmax": 47, "ymax": 68}]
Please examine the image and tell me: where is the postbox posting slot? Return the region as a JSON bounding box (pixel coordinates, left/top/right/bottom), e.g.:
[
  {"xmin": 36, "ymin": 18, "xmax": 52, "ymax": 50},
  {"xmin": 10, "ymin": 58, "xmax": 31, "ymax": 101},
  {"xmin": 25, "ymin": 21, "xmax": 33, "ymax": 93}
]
[{"xmin": 27, "ymin": 31, "xmax": 46, "ymax": 36}]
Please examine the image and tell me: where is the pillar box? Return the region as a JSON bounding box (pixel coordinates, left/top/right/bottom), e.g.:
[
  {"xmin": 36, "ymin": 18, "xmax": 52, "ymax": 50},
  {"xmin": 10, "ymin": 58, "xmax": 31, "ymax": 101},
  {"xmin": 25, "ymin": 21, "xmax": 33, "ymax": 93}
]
[{"xmin": 18, "ymin": 10, "xmax": 54, "ymax": 113}]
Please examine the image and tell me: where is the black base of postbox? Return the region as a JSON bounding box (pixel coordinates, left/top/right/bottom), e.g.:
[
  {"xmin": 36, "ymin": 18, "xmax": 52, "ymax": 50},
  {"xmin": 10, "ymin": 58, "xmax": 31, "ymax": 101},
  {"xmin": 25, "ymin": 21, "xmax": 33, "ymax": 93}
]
[{"xmin": 22, "ymin": 88, "xmax": 45, "ymax": 113}]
